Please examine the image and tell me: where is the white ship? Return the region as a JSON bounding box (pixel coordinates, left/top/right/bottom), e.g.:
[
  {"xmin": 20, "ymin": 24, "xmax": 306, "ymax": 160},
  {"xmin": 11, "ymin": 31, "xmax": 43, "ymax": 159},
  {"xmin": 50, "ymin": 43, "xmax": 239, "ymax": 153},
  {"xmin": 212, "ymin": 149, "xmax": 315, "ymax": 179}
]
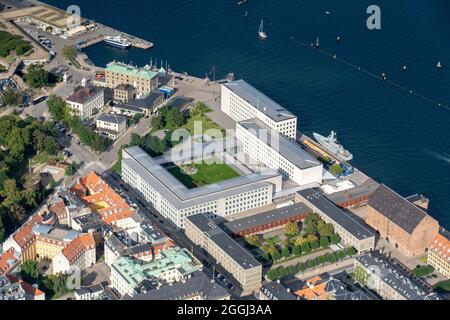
[
  {"xmin": 104, "ymin": 36, "xmax": 131, "ymax": 49},
  {"xmin": 313, "ymin": 131, "xmax": 353, "ymax": 161},
  {"xmin": 258, "ymin": 19, "xmax": 267, "ymax": 39}
]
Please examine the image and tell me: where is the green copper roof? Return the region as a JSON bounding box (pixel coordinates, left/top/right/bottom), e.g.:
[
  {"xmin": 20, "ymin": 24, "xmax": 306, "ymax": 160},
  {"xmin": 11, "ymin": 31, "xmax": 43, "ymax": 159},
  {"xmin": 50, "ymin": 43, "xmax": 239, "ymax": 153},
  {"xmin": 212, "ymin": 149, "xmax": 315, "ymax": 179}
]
[
  {"xmin": 111, "ymin": 247, "xmax": 202, "ymax": 289},
  {"xmin": 106, "ymin": 62, "xmax": 158, "ymax": 80}
]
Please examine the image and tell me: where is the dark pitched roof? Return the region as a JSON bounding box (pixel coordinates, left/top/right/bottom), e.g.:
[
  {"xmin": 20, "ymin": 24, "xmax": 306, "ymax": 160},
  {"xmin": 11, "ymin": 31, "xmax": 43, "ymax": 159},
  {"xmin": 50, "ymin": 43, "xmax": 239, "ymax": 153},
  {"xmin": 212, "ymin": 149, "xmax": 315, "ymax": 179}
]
[
  {"xmin": 123, "ymin": 271, "xmax": 230, "ymax": 300},
  {"xmin": 368, "ymin": 184, "xmax": 431, "ymax": 234},
  {"xmin": 222, "ymin": 203, "xmax": 311, "ymax": 234},
  {"xmin": 260, "ymin": 281, "xmax": 298, "ymax": 300},
  {"xmin": 66, "ymin": 86, "xmax": 102, "ymax": 104}
]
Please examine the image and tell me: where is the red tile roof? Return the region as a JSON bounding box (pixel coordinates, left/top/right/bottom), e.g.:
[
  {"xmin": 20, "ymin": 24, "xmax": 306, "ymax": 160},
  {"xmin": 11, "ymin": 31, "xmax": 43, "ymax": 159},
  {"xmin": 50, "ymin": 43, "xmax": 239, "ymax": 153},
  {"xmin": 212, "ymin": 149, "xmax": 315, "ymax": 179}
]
[
  {"xmin": 62, "ymin": 233, "xmax": 95, "ymax": 264},
  {"xmin": 430, "ymin": 233, "xmax": 450, "ymax": 261},
  {"xmin": 6, "ymin": 274, "xmax": 45, "ymax": 297},
  {"xmin": 71, "ymin": 172, "xmax": 134, "ymax": 225},
  {"xmin": 13, "ymin": 214, "xmax": 43, "ymax": 249},
  {"xmin": 48, "ymin": 199, "xmax": 67, "ymax": 220},
  {"xmin": 0, "ymin": 248, "xmax": 18, "ymax": 276}
]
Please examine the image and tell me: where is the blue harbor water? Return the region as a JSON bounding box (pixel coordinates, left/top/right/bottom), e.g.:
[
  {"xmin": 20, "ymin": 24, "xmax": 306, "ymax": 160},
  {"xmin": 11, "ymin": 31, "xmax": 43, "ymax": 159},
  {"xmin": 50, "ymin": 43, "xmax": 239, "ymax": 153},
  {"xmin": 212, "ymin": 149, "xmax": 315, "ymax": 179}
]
[{"xmin": 44, "ymin": 0, "xmax": 450, "ymax": 228}]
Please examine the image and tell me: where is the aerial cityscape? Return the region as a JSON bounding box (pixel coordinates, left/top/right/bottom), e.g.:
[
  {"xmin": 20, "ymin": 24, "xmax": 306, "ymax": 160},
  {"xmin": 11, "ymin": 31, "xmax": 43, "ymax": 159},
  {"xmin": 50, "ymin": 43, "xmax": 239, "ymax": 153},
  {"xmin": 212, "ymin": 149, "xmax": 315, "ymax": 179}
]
[{"xmin": 0, "ymin": 0, "xmax": 449, "ymax": 307}]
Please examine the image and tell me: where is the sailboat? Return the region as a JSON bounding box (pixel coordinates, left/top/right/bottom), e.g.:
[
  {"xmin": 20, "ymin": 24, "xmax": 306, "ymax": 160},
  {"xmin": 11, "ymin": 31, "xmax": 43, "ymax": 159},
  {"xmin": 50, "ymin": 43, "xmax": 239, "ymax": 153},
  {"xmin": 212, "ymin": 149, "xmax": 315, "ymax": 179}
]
[
  {"xmin": 259, "ymin": 19, "xmax": 267, "ymax": 39},
  {"xmin": 315, "ymin": 37, "xmax": 320, "ymax": 48}
]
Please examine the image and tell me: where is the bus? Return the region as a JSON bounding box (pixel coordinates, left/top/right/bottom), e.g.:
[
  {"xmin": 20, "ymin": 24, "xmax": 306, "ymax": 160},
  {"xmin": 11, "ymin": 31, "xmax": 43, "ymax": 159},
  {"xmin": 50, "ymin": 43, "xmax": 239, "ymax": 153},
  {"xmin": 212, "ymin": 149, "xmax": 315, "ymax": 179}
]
[{"xmin": 32, "ymin": 95, "xmax": 47, "ymax": 105}]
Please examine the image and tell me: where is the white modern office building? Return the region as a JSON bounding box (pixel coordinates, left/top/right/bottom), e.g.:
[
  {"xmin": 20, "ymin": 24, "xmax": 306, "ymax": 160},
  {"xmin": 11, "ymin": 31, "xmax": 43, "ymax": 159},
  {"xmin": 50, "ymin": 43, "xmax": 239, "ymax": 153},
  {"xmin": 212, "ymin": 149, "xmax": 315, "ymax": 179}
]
[
  {"xmin": 221, "ymin": 80, "xmax": 298, "ymax": 139},
  {"xmin": 236, "ymin": 119, "xmax": 323, "ymax": 186},
  {"xmin": 121, "ymin": 146, "xmax": 283, "ymax": 229}
]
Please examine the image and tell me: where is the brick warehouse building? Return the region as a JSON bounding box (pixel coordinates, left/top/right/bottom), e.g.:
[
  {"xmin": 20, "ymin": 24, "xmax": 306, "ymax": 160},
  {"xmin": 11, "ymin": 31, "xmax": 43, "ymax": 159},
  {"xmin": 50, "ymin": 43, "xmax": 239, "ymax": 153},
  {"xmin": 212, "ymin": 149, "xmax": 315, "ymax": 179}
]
[
  {"xmin": 366, "ymin": 184, "xmax": 439, "ymax": 257},
  {"xmin": 221, "ymin": 203, "xmax": 312, "ymax": 237}
]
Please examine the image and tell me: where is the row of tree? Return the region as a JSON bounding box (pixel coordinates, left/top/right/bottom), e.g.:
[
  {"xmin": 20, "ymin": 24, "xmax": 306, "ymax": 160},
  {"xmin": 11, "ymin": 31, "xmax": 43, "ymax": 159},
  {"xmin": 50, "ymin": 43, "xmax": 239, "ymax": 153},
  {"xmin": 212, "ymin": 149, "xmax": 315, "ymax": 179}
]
[
  {"xmin": 47, "ymin": 95, "xmax": 111, "ymax": 152},
  {"xmin": 266, "ymin": 247, "xmax": 358, "ymax": 281}
]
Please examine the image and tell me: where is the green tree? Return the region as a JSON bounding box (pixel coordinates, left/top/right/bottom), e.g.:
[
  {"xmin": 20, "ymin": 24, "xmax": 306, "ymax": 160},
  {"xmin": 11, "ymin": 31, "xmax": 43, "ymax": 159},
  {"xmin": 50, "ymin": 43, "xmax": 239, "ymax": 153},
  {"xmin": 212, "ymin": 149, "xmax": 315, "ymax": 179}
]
[
  {"xmin": 44, "ymin": 136, "xmax": 58, "ymax": 155},
  {"xmin": 261, "ymin": 252, "xmax": 270, "ymax": 263},
  {"xmin": 318, "ymin": 255, "xmax": 327, "ymax": 265},
  {"xmin": 165, "ymin": 108, "xmax": 185, "ymax": 129},
  {"xmin": 245, "ymin": 235, "xmax": 261, "ymax": 248},
  {"xmin": 47, "ymin": 95, "xmax": 67, "ymax": 122},
  {"xmin": 129, "ymin": 133, "xmax": 141, "ymax": 146},
  {"xmin": 278, "ymin": 267, "xmax": 288, "ymax": 278},
  {"xmin": 319, "ymin": 223, "xmax": 335, "ymax": 237},
  {"xmin": 62, "ymin": 46, "xmax": 76, "ymax": 61},
  {"xmin": 301, "ymin": 242, "xmax": 311, "ymax": 255},
  {"xmin": 49, "ymin": 178, "xmax": 57, "ymax": 190},
  {"xmin": 345, "ymin": 247, "xmax": 357, "ymax": 257},
  {"xmin": 330, "ymin": 233, "xmax": 341, "ymax": 245},
  {"xmin": 20, "ymin": 260, "xmax": 38, "ymax": 283},
  {"xmin": 0, "ymin": 179, "xmax": 25, "ymax": 220},
  {"xmin": 15, "ymin": 43, "xmax": 30, "ymax": 55},
  {"xmin": 310, "ymin": 240, "xmax": 319, "ymax": 251},
  {"xmin": 189, "ymin": 102, "xmax": 210, "ymax": 117},
  {"xmin": 24, "ymin": 64, "xmax": 50, "ymax": 89},
  {"xmin": 303, "ymin": 213, "xmax": 320, "ymax": 235},
  {"xmin": 0, "ymin": 212, "xmax": 5, "ymax": 242},
  {"xmin": 284, "ymin": 222, "xmax": 299, "ymax": 237},
  {"xmin": 1, "ymin": 87, "xmax": 22, "ymax": 107},
  {"xmin": 272, "ymin": 250, "xmax": 282, "ymax": 261},
  {"xmin": 307, "ymin": 259, "xmax": 317, "ymax": 269},
  {"xmin": 151, "ymin": 114, "xmax": 165, "ymax": 130},
  {"xmin": 292, "ymin": 245, "xmax": 301, "ymax": 256},
  {"xmin": 263, "ymin": 243, "xmax": 277, "ymax": 256},
  {"xmin": 319, "ymin": 237, "xmax": 330, "ymax": 248},
  {"xmin": 267, "ymin": 268, "xmax": 279, "ymax": 281},
  {"xmin": 65, "ymin": 162, "xmax": 77, "ymax": 176},
  {"xmin": 281, "ymin": 247, "xmax": 290, "ymax": 258},
  {"xmin": 337, "ymin": 250, "xmax": 346, "ymax": 261},
  {"xmin": 7, "ymin": 127, "xmax": 27, "ymax": 159},
  {"xmin": 159, "ymin": 105, "xmax": 170, "ymax": 119},
  {"xmin": 141, "ymin": 135, "xmax": 166, "ymax": 156},
  {"xmin": 327, "ymin": 253, "xmax": 337, "ymax": 264},
  {"xmin": 297, "ymin": 262, "xmax": 306, "ymax": 273},
  {"xmin": 287, "ymin": 265, "xmax": 297, "ymax": 275}
]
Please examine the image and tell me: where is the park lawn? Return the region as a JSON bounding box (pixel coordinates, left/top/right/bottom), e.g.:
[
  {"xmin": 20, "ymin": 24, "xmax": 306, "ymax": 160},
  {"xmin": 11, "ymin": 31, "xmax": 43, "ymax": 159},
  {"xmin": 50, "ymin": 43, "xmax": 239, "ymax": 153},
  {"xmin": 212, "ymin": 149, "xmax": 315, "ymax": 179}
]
[
  {"xmin": 434, "ymin": 280, "xmax": 450, "ymax": 293},
  {"xmin": 30, "ymin": 151, "xmax": 52, "ymax": 166},
  {"xmin": 412, "ymin": 265, "xmax": 434, "ymax": 277},
  {"xmin": 168, "ymin": 161, "xmax": 240, "ymax": 189},
  {"xmin": 183, "ymin": 114, "xmax": 224, "ymax": 137}
]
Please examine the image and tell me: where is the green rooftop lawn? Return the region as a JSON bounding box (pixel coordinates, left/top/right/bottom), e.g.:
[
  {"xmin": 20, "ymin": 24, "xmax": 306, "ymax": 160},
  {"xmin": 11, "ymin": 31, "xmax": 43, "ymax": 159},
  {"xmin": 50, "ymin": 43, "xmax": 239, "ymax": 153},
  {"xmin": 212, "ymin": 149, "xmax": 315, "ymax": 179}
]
[{"xmin": 167, "ymin": 161, "xmax": 240, "ymax": 189}]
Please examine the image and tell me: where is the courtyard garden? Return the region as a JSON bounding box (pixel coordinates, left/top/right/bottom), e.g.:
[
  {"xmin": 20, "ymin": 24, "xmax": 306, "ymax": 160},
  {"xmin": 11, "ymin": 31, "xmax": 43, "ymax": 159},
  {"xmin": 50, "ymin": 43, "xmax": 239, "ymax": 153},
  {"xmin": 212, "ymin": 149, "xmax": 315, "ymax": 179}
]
[
  {"xmin": 244, "ymin": 213, "xmax": 345, "ymax": 267},
  {"xmin": 167, "ymin": 160, "xmax": 240, "ymax": 189},
  {"xmin": 266, "ymin": 246, "xmax": 358, "ymax": 281}
]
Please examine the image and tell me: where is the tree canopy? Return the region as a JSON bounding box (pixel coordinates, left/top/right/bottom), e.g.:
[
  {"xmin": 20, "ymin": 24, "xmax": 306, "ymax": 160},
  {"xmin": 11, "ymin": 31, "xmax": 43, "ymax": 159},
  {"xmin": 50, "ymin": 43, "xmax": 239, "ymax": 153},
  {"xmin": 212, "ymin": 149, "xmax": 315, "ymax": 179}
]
[
  {"xmin": 1, "ymin": 87, "xmax": 23, "ymax": 107},
  {"xmin": 24, "ymin": 64, "xmax": 51, "ymax": 89}
]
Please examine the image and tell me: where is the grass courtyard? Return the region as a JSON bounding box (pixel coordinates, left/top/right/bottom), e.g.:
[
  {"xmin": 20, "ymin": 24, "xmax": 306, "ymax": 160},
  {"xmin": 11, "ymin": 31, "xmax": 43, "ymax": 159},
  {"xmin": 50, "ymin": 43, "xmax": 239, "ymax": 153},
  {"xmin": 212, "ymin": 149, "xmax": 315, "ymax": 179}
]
[{"xmin": 167, "ymin": 161, "xmax": 240, "ymax": 189}]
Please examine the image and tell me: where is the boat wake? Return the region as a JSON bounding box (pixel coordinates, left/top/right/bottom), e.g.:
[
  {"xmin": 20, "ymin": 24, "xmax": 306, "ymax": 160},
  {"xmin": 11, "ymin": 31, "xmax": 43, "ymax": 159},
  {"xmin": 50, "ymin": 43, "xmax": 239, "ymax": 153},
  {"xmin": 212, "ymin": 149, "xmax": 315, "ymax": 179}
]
[{"xmin": 427, "ymin": 150, "xmax": 450, "ymax": 164}]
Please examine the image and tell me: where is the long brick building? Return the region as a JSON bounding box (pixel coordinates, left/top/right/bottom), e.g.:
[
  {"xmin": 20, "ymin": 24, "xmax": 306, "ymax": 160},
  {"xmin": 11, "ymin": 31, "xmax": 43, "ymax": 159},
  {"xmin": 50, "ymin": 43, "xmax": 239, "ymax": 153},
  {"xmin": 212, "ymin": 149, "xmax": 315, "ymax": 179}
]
[
  {"xmin": 366, "ymin": 184, "xmax": 439, "ymax": 257},
  {"xmin": 221, "ymin": 203, "xmax": 311, "ymax": 237}
]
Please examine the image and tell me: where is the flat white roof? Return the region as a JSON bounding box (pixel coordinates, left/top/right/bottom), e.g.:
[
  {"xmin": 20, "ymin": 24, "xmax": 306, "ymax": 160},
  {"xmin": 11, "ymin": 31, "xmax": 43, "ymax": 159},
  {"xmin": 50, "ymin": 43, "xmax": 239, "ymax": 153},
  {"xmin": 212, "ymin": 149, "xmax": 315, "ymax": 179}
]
[{"xmin": 223, "ymin": 80, "xmax": 296, "ymax": 122}]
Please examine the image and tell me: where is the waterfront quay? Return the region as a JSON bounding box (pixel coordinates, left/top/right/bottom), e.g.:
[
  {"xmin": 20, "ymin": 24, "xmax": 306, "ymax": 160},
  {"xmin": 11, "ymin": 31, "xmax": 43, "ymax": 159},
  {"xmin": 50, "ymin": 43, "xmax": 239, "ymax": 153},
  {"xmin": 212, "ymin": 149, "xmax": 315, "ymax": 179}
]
[{"xmin": 1, "ymin": 0, "xmax": 153, "ymax": 51}]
